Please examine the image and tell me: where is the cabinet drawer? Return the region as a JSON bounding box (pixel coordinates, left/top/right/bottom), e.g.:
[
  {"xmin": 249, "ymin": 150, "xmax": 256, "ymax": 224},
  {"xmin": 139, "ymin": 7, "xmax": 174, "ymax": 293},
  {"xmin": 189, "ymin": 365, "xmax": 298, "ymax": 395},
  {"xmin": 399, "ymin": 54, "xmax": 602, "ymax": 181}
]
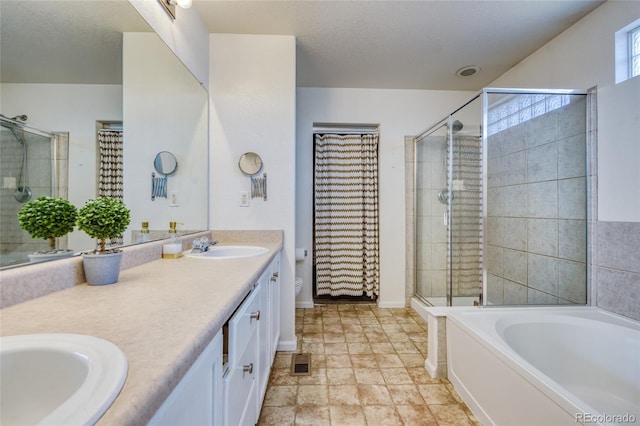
[
  {"xmin": 224, "ymin": 327, "xmax": 258, "ymax": 426},
  {"xmin": 228, "ymin": 285, "xmax": 261, "ymax": 366}
]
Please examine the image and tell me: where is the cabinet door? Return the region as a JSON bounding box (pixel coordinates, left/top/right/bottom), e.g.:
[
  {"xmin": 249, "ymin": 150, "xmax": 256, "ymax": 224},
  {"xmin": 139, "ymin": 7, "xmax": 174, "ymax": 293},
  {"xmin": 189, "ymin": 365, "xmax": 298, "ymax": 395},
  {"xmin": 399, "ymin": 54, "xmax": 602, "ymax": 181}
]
[
  {"xmin": 269, "ymin": 254, "xmax": 281, "ymax": 363},
  {"xmin": 148, "ymin": 330, "xmax": 222, "ymax": 426},
  {"xmin": 228, "ymin": 285, "xmax": 260, "ymax": 368},
  {"xmin": 224, "ymin": 326, "xmax": 258, "ymax": 426}
]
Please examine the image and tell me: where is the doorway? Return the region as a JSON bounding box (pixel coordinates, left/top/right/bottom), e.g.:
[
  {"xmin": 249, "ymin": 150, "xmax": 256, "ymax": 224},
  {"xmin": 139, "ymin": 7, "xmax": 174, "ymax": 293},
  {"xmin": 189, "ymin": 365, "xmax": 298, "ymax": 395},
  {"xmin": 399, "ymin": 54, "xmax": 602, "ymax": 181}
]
[{"xmin": 312, "ymin": 125, "xmax": 380, "ymax": 302}]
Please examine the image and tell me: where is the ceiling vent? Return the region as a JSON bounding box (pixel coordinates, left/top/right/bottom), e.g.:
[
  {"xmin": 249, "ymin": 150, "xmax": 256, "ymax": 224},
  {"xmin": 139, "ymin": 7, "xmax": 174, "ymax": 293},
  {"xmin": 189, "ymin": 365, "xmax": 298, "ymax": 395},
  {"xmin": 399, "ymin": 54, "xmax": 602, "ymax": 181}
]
[{"xmin": 456, "ymin": 65, "xmax": 481, "ymax": 77}]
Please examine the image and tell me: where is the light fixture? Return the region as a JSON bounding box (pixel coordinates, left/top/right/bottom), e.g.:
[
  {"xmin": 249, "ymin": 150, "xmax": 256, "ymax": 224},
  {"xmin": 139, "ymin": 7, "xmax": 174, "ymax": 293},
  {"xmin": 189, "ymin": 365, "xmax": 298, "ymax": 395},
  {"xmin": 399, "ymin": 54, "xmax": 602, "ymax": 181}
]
[
  {"xmin": 456, "ymin": 65, "xmax": 481, "ymax": 77},
  {"xmin": 159, "ymin": 0, "xmax": 192, "ymax": 20}
]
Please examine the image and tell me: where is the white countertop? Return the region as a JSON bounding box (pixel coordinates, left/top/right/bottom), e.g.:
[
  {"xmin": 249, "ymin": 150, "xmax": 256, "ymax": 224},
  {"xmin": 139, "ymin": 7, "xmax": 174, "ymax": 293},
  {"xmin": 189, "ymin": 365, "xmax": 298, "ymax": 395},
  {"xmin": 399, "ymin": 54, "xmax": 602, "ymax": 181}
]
[{"xmin": 0, "ymin": 230, "xmax": 283, "ymax": 425}]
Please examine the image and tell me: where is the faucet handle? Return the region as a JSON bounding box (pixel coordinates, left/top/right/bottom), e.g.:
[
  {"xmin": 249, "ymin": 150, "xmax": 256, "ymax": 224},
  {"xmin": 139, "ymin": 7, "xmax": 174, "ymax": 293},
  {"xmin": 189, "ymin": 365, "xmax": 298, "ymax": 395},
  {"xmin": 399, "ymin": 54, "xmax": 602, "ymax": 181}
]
[{"xmin": 191, "ymin": 237, "xmax": 210, "ymax": 252}]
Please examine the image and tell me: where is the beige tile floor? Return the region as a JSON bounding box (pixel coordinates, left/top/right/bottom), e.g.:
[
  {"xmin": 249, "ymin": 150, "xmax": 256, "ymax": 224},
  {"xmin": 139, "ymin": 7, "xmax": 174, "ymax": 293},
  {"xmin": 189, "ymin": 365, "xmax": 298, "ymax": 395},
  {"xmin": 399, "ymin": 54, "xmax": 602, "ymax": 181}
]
[{"xmin": 259, "ymin": 304, "xmax": 480, "ymax": 426}]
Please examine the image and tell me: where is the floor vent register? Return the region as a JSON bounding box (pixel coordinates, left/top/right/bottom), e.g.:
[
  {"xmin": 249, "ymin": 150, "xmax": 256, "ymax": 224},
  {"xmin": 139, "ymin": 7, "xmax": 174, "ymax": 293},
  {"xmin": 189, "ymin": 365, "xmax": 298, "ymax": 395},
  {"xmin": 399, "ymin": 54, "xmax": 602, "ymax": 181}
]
[{"xmin": 290, "ymin": 353, "xmax": 311, "ymax": 376}]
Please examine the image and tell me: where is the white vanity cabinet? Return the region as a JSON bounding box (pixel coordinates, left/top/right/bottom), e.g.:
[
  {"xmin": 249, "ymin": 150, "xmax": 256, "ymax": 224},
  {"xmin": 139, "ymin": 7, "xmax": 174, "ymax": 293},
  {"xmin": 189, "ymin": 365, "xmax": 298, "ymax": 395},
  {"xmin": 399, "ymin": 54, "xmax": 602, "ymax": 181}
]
[
  {"xmin": 225, "ymin": 253, "xmax": 281, "ymax": 426},
  {"xmin": 148, "ymin": 329, "xmax": 224, "ymax": 426},
  {"xmin": 148, "ymin": 253, "xmax": 281, "ymax": 426},
  {"xmin": 224, "ymin": 282, "xmax": 261, "ymax": 426}
]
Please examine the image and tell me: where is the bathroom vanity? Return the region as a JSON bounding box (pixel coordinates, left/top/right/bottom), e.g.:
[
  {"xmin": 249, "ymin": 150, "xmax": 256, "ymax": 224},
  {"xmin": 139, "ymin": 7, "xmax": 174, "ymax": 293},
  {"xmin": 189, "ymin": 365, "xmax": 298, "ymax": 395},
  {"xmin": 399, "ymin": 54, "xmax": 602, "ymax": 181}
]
[
  {"xmin": 150, "ymin": 252, "xmax": 281, "ymax": 425},
  {"xmin": 0, "ymin": 230, "xmax": 283, "ymax": 425}
]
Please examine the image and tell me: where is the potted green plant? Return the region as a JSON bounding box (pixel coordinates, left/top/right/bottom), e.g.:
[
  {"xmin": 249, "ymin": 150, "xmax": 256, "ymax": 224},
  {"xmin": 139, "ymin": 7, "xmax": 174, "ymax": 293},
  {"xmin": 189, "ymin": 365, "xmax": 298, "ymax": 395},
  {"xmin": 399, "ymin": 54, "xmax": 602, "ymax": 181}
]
[
  {"xmin": 17, "ymin": 196, "xmax": 77, "ymax": 263},
  {"xmin": 77, "ymin": 197, "xmax": 131, "ymax": 285}
]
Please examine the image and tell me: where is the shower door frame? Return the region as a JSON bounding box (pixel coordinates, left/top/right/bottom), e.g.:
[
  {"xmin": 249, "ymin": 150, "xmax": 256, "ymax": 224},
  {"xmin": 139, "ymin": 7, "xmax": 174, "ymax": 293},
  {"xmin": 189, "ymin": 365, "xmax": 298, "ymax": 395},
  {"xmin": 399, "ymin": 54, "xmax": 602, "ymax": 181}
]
[
  {"xmin": 0, "ymin": 117, "xmax": 58, "ymax": 198},
  {"xmin": 413, "ymin": 117, "xmax": 452, "ymax": 307},
  {"xmin": 415, "ymin": 88, "xmax": 593, "ymax": 308},
  {"xmin": 413, "ymin": 93, "xmax": 484, "ymax": 307}
]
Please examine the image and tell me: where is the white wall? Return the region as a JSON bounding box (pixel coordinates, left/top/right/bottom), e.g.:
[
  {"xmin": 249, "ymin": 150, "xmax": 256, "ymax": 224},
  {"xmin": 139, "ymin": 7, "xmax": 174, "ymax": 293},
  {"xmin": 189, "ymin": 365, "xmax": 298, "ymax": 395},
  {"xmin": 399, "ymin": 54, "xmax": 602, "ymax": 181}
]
[
  {"xmin": 209, "ymin": 34, "xmax": 297, "ymax": 350},
  {"xmin": 490, "ymin": 0, "xmax": 640, "ymax": 223},
  {"xmin": 1, "ymin": 83, "xmax": 122, "ymax": 250},
  {"xmin": 296, "ymin": 88, "xmax": 475, "ymax": 307},
  {"xmin": 129, "ymin": 0, "xmax": 209, "ymax": 89},
  {"xmin": 123, "ymin": 33, "xmax": 209, "ymax": 239}
]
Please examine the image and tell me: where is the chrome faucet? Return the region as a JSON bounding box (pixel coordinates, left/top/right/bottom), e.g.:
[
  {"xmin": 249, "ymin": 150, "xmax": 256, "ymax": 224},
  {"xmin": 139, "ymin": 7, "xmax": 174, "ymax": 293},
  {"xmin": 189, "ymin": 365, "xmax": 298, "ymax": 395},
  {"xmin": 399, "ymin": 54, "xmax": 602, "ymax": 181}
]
[{"xmin": 191, "ymin": 237, "xmax": 219, "ymax": 253}]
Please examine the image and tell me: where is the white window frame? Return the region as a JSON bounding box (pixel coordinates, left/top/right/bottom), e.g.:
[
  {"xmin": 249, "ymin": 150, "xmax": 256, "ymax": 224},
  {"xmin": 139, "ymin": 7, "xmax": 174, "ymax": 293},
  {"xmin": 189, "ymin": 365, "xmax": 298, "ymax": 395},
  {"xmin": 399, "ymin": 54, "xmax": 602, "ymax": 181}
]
[
  {"xmin": 615, "ymin": 19, "xmax": 640, "ymax": 84},
  {"xmin": 629, "ymin": 25, "xmax": 640, "ymax": 78}
]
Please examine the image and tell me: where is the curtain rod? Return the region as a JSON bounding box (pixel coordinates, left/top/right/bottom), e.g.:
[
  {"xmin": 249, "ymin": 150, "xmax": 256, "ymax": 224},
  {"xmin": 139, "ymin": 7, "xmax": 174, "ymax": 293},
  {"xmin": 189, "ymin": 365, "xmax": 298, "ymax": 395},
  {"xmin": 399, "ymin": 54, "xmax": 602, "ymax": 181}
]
[{"xmin": 313, "ymin": 123, "xmax": 379, "ymax": 135}]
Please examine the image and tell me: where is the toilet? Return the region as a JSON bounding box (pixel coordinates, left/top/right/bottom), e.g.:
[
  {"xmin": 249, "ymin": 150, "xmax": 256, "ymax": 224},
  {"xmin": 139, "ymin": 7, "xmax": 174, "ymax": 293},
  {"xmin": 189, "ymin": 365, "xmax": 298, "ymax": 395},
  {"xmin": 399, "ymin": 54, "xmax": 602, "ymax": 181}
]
[
  {"xmin": 295, "ymin": 247, "xmax": 307, "ymax": 297},
  {"xmin": 295, "ymin": 277, "xmax": 303, "ymax": 296}
]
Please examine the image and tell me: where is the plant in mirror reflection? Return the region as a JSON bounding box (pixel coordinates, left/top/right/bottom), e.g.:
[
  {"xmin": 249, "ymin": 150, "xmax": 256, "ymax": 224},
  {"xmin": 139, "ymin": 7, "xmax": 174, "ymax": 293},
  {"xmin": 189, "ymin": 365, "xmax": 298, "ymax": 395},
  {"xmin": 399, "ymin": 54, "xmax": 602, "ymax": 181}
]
[{"xmin": 17, "ymin": 196, "xmax": 77, "ymax": 251}]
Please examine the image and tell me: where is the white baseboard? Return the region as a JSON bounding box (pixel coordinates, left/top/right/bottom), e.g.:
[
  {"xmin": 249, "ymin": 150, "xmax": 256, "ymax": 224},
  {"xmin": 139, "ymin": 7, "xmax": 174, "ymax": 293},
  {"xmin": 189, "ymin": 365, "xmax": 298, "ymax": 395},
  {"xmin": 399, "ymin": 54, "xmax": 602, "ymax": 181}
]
[
  {"xmin": 295, "ymin": 301, "xmax": 314, "ymax": 309},
  {"xmin": 377, "ymin": 300, "xmax": 407, "ymax": 308},
  {"xmin": 425, "ymin": 357, "xmax": 447, "ymax": 379},
  {"xmin": 277, "ymin": 338, "xmax": 298, "ymax": 352}
]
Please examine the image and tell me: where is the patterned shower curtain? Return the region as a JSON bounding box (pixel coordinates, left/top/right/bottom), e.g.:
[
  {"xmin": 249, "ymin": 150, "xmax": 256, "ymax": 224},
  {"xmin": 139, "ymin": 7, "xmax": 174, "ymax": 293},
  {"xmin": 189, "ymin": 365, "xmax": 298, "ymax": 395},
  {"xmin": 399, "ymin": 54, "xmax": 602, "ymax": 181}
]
[
  {"xmin": 314, "ymin": 133, "xmax": 380, "ymax": 298},
  {"xmin": 98, "ymin": 129, "xmax": 123, "ymax": 199},
  {"xmin": 97, "ymin": 129, "xmax": 124, "ymax": 246}
]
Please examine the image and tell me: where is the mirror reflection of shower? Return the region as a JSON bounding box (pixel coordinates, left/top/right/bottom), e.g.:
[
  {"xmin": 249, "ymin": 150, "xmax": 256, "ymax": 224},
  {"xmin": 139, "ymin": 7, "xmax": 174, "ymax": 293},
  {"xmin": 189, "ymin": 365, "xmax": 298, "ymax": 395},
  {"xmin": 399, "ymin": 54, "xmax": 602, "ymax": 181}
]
[
  {"xmin": 0, "ymin": 115, "xmax": 61, "ymax": 267},
  {"xmin": 0, "ymin": 114, "xmax": 32, "ymax": 202}
]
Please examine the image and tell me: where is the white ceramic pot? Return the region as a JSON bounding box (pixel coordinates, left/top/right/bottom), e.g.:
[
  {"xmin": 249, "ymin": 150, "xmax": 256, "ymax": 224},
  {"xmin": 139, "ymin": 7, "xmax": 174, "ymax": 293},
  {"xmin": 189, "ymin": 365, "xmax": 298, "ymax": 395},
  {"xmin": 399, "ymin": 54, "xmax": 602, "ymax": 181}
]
[{"xmin": 82, "ymin": 251, "xmax": 124, "ymax": 286}]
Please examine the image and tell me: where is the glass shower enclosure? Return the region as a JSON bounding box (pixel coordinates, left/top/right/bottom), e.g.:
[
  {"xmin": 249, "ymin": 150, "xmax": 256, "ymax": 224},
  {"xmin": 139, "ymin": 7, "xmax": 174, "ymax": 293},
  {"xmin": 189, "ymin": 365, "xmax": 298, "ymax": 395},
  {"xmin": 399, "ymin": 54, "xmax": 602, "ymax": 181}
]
[
  {"xmin": 413, "ymin": 88, "xmax": 590, "ymax": 307},
  {"xmin": 0, "ymin": 116, "xmax": 59, "ymax": 267}
]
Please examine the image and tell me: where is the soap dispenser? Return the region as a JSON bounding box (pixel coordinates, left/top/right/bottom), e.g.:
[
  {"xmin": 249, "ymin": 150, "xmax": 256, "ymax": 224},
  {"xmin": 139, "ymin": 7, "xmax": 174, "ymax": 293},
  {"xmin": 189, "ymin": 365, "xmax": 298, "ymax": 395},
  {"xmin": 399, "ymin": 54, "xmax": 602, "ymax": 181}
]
[
  {"xmin": 141, "ymin": 221, "xmax": 150, "ymax": 242},
  {"xmin": 162, "ymin": 221, "xmax": 183, "ymax": 259},
  {"xmin": 136, "ymin": 221, "xmax": 151, "ymax": 243}
]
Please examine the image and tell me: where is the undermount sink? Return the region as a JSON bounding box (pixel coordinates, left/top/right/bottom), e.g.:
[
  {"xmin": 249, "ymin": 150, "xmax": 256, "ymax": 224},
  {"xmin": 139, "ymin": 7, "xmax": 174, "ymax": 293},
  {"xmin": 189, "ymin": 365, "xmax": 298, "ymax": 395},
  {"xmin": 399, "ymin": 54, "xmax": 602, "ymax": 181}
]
[
  {"xmin": 0, "ymin": 333, "xmax": 127, "ymax": 425},
  {"xmin": 186, "ymin": 245, "xmax": 269, "ymax": 259}
]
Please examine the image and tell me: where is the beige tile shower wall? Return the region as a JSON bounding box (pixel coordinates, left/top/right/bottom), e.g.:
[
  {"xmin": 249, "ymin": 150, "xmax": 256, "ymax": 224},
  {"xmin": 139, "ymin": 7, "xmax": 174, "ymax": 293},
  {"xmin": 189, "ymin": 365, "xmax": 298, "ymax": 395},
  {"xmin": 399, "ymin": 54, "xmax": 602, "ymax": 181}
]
[
  {"xmin": 486, "ymin": 99, "xmax": 588, "ymax": 305},
  {"xmin": 55, "ymin": 133, "xmax": 70, "ymax": 249},
  {"xmin": 596, "ymin": 221, "xmax": 640, "ymax": 321}
]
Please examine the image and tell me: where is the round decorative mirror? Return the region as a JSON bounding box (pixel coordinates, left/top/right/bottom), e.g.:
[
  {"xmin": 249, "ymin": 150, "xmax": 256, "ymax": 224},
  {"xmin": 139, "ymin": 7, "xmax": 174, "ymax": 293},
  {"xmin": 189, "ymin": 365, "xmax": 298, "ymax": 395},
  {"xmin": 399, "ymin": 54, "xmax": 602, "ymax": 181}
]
[
  {"xmin": 154, "ymin": 151, "xmax": 178, "ymax": 175},
  {"xmin": 238, "ymin": 152, "xmax": 263, "ymax": 176}
]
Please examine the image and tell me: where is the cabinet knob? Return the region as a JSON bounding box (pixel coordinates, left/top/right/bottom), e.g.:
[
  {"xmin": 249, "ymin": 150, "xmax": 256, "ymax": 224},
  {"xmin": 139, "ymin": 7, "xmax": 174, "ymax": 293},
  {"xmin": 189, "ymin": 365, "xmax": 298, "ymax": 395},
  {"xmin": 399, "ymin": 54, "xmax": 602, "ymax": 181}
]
[
  {"xmin": 243, "ymin": 363, "xmax": 254, "ymax": 374},
  {"xmin": 250, "ymin": 310, "xmax": 261, "ymax": 321}
]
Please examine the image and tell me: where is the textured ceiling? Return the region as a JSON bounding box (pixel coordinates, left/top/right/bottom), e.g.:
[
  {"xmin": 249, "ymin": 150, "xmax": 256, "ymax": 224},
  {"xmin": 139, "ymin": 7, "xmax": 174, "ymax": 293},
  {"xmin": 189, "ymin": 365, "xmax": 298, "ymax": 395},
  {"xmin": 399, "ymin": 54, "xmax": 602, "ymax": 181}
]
[
  {"xmin": 1, "ymin": 0, "xmax": 605, "ymax": 90},
  {"xmin": 195, "ymin": 0, "xmax": 605, "ymax": 90},
  {"xmin": 0, "ymin": 1, "xmax": 152, "ymax": 85}
]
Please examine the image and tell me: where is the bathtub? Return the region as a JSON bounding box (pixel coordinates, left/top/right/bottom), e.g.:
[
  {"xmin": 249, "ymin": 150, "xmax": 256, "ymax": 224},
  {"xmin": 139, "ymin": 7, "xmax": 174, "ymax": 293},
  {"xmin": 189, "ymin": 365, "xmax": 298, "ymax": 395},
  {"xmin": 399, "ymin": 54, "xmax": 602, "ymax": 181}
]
[{"xmin": 446, "ymin": 307, "xmax": 640, "ymax": 426}]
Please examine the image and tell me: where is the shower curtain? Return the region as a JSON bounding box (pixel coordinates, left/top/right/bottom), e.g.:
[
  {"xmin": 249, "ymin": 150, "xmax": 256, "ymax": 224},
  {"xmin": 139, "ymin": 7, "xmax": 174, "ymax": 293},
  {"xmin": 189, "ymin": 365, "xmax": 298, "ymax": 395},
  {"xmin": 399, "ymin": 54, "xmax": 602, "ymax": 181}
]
[
  {"xmin": 97, "ymin": 129, "xmax": 124, "ymax": 246},
  {"xmin": 97, "ymin": 129, "xmax": 123, "ymax": 199},
  {"xmin": 314, "ymin": 133, "xmax": 380, "ymax": 298}
]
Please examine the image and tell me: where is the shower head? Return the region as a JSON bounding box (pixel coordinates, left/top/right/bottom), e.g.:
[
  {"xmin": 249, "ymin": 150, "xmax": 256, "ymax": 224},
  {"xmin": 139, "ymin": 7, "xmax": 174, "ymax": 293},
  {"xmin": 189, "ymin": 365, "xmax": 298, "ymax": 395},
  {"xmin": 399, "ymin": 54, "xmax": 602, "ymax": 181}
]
[
  {"xmin": 451, "ymin": 120, "xmax": 463, "ymax": 134},
  {"xmin": 11, "ymin": 115, "xmax": 28, "ymax": 122}
]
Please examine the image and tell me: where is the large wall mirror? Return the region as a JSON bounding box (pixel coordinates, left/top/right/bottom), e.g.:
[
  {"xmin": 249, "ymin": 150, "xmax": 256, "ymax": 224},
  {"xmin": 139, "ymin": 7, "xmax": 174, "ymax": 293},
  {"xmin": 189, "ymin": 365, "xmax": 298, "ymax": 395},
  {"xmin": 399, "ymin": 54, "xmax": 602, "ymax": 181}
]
[{"xmin": 0, "ymin": 0, "xmax": 209, "ymax": 269}]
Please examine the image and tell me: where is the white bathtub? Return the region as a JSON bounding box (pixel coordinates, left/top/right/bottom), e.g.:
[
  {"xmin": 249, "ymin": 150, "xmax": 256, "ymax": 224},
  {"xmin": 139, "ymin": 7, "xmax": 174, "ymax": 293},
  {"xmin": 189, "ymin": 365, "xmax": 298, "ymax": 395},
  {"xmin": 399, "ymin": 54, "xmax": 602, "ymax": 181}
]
[{"xmin": 446, "ymin": 307, "xmax": 640, "ymax": 426}]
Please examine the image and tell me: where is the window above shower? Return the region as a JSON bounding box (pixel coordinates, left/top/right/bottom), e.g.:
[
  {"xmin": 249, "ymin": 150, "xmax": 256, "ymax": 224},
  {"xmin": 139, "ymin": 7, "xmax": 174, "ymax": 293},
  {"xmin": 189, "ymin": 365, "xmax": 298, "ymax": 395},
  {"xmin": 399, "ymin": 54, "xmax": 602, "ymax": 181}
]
[
  {"xmin": 615, "ymin": 18, "xmax": 640, "ymax": 84},
  {"xmin": 487, "ymin": 93, "xmax": 572, "ymax": 136}
]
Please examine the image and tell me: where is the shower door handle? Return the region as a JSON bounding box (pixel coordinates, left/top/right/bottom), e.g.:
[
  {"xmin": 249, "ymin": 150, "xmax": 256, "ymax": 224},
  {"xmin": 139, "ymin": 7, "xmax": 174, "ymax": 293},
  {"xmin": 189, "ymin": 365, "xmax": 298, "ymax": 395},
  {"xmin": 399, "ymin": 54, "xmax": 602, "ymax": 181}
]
[{"xmin": 443, "ymin": 211, "xmax": 449, "ymax": 227}]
